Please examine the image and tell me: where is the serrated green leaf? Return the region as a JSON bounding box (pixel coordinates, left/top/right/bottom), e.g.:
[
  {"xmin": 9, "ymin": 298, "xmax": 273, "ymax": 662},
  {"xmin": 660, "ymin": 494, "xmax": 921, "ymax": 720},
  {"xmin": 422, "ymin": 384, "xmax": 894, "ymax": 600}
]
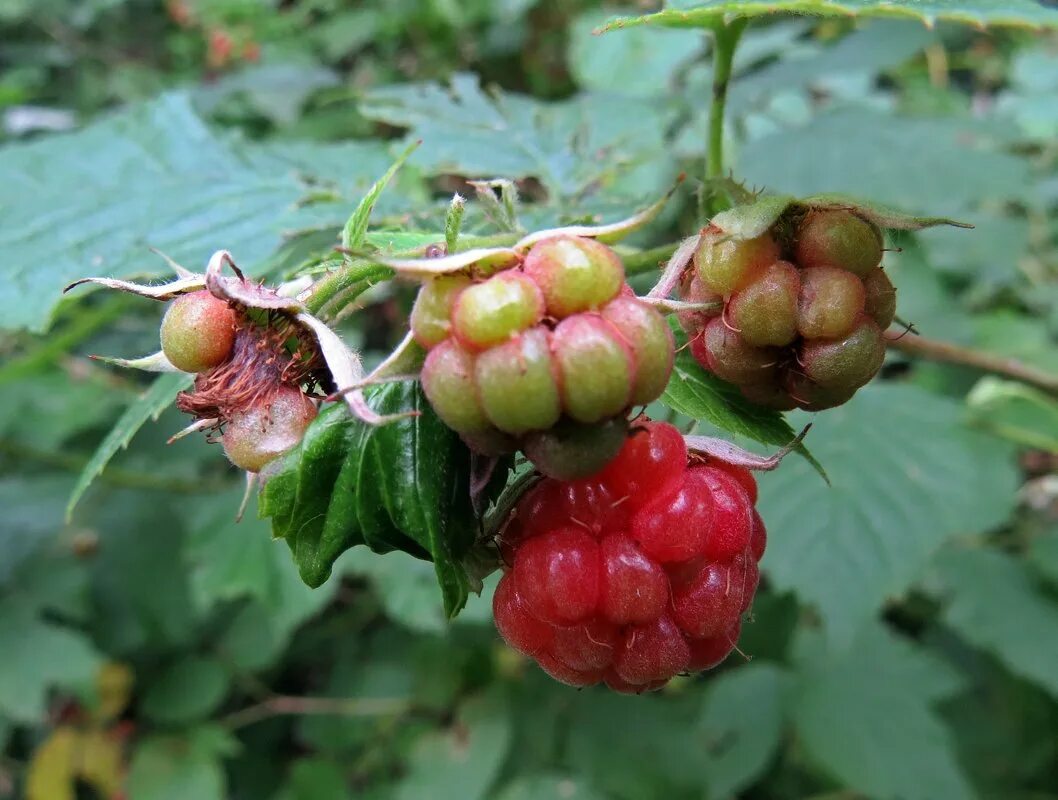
[
  {"xmin": 141, "ymin": 656, "xmax": 231, "ymax": 725},
  {"xmin": 661, "ymin": 338, "xmax": 823, "ymax": 476},
  {"xmin": 360, "ymin": 73, "xmax": 676, "ymax": 212},
  {"xmin": 66, "ymin": 372, "xmax": 193, "ymax": 521},
  {"xmin": 600, "ymin": 0, "xmax": 1058, "ymax": 32},
  {"xmin": 0, "ymin": 598, "xmax": 100, "ymax": 721},
  {"xmin": 0, "ymin": 93, "xmax": 409, "ymax": 333},
  {"xmin": 792, "ymin": 621, "xmax": 972, "ymax": 800},
  {"xmin": 341, "ymin": 140, "xmax": 419, "ymax": 251},
  {"xmin": 261, "ymin": 383, "xmax": 478, "ymax": 617},
  {"xmin": 932, "ymin": 547, "xmax": 1058, "ymax": 699},
  {"xmin": 698, "ymin": 663, "xmax": 786, "ymax": 800},
  {"xmin": 738, "ymin": 109, "xmax": 1029, "ymax": 216},
  {"xmin": 758, "ymin": 383, "xmax": 1020, "ymax": 646}
]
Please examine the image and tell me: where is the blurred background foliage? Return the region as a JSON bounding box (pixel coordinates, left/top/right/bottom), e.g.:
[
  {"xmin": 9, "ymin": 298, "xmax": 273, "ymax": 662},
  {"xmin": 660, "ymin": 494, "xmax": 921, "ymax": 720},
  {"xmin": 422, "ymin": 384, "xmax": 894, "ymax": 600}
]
[{"xmin": 1, "ymin": 1, "xmax": 1057, "ymax": 798}]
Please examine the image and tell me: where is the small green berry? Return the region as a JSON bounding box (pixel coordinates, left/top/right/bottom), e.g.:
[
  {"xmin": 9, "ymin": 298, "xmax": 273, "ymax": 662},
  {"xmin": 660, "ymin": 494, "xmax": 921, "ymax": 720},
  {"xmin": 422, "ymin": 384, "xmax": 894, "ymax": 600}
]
[
  {"xmin": 451, "ymin": 272, "xmax": 544, "ymax": 350},
  {"xmin": 421, "ymin": 338, "xmax": 491, "ymax": 434},
  {"xmin": 862, "ymin": 268, "xmax": 897, "ymax": 329},
  {"xmin": 692, "ymin": 317, "xmax": 780, "ymax": 387},
  {"xmin": 551, "ymin": 315, "xmax": 634, "ymax": 424},
  {"xmin": 729, "ymin": 260, "xmax": 800, "ymax": 347},
  {"xmin": 522, "ymin": 236, "xmax": 624, "ymax": 318},
  {"xmin": 795, "ymin": 210, "xmax": 883, "ymax": 276},
  {"xmin": 410, "ymin": 275, "xmax": 472, "ymax": 348},
  {"xmin": 801, "ymin": 316, "xmax": 886, "ymax": 391},
  {"xmin": 797, "ymin": 266, "xmax": 866, "ymax": 340},
  {"xmin": 160, "ymin": 290, "xmax": 236, "ymax": 373},
  {"xmin": 474, "ymin": 327, "xmax": 561, "ymax": 434},
  {"xmin": 601, "ymin": 297, "xmax": 675, "ymax": 406},
  {"xmin": 695, "ymin": 231, "xmax": 780, "ymax": 297}
]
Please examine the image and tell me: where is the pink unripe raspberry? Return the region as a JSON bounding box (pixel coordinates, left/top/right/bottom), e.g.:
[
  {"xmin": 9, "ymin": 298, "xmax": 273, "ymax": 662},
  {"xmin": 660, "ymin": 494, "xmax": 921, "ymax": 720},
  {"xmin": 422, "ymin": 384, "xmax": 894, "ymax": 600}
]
[
  {"xmin": 221, "ymin": 385, "xmax": 317, "ymax": 472},
  {"xmin": 160, "ymin": 290, "xmax": 237, "ymax": 373},
  {"xmin": 451, "ymin": 272, "xmax": 544, "ymax": 351},
  {"xmin": 551, "ymin": 315, "xmax": 634, "ymax": 424},
  {"xmin": 522, "ymin": 235, "xmax": 624, "ymax": 318}
]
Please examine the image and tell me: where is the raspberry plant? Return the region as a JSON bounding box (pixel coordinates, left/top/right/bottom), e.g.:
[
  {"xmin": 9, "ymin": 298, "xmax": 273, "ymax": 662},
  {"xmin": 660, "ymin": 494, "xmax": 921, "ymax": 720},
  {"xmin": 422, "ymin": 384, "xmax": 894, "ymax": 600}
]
[{"xmin": 3, "ymin": 3, "xmax": 1058, "ymax": 799}]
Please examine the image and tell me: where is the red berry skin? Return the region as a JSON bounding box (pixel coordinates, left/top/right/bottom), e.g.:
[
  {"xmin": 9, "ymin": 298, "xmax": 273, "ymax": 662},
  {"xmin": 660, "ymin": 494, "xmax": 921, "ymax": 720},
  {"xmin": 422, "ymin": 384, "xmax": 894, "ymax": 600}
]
[
  {"xmin": 694, "ymin": 466, "xmax": 754, "ymax": 562},
  {"xmin": 604, "ymin": 672, "xmax": 666, "ymax": 694},
  {"xmin": 522, "ymin": 235, "xmax": 625, "ymax": 318},
  {"xmin": 686, "ymin": 621, "xmax": 741, "ymax": 672},
  {"xmin": 630, "ymin": 470, "xmax": 713, "ymax": 563},
  {"xmin": 708, "ymin": 460, "xmax": 758, "ymax": 504},
  {"xmin": 598, "ymin": 533, "xmax": 669, "ymax": 625},
  {"xmin": 552, "ymin": 618, "xmax": 621, "ymax": 671},
  {"xmin": 160, "ymin": 290, "xmax": 236, "ymax": 373},
  {"xmin": 551, "ymin": 314, "xmax": 634, "ymax": 424},
  {"xmin": 514, "ymin": 528, "xmax": 601, "ymax": 625},
  {"xmin": 613, "ymin": 615, "xmax": 690, "ymax": 686},
  {"xmin": 493, "ymin": 573, "xmax": 553, "ymax": 657},
  {"xmin": 671, "ymin": 560, "xmax": 748, "ymax": 639},
  {"xmin": 741, "ymin": 560, "xmax": 760, "ymax": 613},
  {"xmin": 750, "ymin": 509, "xmax": 767, "ymax": 561},
  {"xmin": 535, "ymin": 652, "xmax": 605, "ymax": 688},
  {"xmin": 693, "ymin": 316, "xmax": 780, "ymax": 388},
  {"xmin": 598, "ymin": 421, "xmax": 687, "ymax": 511}
]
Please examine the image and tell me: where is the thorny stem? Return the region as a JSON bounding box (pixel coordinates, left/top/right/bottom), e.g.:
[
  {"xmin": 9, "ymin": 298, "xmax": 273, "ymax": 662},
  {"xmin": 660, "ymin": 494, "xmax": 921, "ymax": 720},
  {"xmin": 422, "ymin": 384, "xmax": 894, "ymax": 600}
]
[
  {"xmin": 0, "ymin": 438, "xmax": 217, "ymax": 494},
  {"xmin": 887, "ymin": 329, "xmax": 1058, "ymax": 395},
  {"xmin": 222, "ymin": 695, "xmax": 410, "ymax": 730},
  {"xmin": 707, "ymin": 20, "xmax": 748, "ymax": 181}
]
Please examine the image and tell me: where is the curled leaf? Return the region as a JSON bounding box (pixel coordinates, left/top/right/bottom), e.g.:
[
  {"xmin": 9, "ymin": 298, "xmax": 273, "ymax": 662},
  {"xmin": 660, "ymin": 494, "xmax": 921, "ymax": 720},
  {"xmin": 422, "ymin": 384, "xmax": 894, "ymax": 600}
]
[
  {"xmin": 90, "ymin": 350, "xmax": 180, "ymax": 373},
  {"xmin": 204, "ymin": 250, "xmax": 304, "ymax": 311},
  {"xmin": 63, "ymin": 274, "xmax": 204, "ymax": 300},
  {"xmin": 647, "ymin": 233, "xmax": 699, "ymax": 299},
  {"xmin": 376, "ymin": 247, "xmax": 521, "ymax": 277},
  {"xmin": 685, "ymin": 424, "xmax": 814, "ymax": 472}
]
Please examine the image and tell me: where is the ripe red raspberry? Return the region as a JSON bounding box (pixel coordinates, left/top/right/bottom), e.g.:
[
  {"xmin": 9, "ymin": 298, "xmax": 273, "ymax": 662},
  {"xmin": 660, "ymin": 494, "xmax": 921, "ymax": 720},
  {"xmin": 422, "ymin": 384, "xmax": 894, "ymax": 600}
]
[
  {"xmin": 493, "ymin": 420, "xmax": 765, "ymax": 692},
  {"xmin": 680, "ymin": 207, "xmax": 892, "ymax": 411}
]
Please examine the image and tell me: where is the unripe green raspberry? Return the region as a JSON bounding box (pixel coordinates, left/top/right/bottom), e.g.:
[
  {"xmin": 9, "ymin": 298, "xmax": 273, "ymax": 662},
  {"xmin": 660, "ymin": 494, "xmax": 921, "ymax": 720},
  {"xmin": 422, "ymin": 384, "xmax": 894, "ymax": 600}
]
[
  {"xmin": 785, "ymin": 371, "xmax": 857, "ymax": 412},
  {"xmin": 222, "ymin": 386, "xmax": 317, "ymax": 472},
  {"xmin": 693, "ymin": 317, "xmax": 779, "ymax": 387},
  {"xmin": 524, "ymin": 417, "xmax": 629, "ymax": 480},
  {"xmin": 862, "ymin": 268, "xmax": 897, "ymax": 329},
  {"xmin": 801, "ymin": 316, "xmax": 886, "ymax": 391},
  {"xmin": 451, "ymin": 272, "xmax": 544, "ymax": 351},
  {"xmin": 522, "ymin": 236, "xmax": 624, "ymax": 318},
  {"xmin": 551, "ymin": 315, "xmax": 634, "ymax": 424},
  {"xmin": 795, "ymin": 210, "xmax": 883, "ymax": 276},
  {"xmin": 797, "ymin": 266, "xmax": 866, "ymax": 340},
  {"xmin": 601, "ymin": 297, "xmax": 675, "ymax": 405},
  {"xmin": 729, "ymin": 260, "xmax": 800, "ymax": 347},
  {"xmin": 421, "ymin": 338, "xmax": 491, "ymax": 434},
  {"xmin": 475, "ymin": 327, "xmax": 561, "ymax": 434},
  {"xmin": 695, "ymin": 231, "xmax": 780, "ymax": 297},
  {"xmin": 160, "ymin": 290, "xmax": 237, "ymax": 373},
  {"xmin": 410, "ymin": 275, "xmax": 472, "ymax": 348}
]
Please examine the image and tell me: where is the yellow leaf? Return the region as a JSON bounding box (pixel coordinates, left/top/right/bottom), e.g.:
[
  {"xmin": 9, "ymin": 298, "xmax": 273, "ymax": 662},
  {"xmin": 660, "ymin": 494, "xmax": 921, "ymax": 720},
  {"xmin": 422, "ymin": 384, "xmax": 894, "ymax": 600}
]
[
  {"xmin": 27, "ymin": 727, "xmax": 77, "ymax": 800},
  {"xmin": 75, "ymin": 729, "xmax": 125, "ymax": 798},
  {"xmin": 95, "ymin": 662, "xmax": 134, "ymax": 723}
]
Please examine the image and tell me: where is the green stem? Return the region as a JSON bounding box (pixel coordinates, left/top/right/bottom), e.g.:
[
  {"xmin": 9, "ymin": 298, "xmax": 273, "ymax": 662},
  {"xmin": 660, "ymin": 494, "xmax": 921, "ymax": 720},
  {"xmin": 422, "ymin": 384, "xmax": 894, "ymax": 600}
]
[{"xmin": 706, "ymin": 20, "xmax": 748, "ymax": 181}]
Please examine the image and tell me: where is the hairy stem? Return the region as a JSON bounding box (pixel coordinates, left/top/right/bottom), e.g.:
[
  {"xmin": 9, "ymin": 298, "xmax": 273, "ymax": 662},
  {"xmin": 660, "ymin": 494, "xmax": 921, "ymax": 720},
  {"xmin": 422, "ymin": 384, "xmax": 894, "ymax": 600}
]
[
  {"xmin": 887, "ymin": 330, "xmax": 1058, "ymax": 395},
  {"xmin": 706, "ymin": 20, "xmax": 748, "ymax": 181}
]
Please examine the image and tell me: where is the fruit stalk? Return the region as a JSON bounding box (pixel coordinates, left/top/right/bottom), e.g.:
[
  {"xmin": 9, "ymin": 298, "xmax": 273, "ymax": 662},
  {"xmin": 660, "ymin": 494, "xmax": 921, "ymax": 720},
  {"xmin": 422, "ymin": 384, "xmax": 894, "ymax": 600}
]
[{"xmin": 706, "ymin": 20, "xmax": 748, "ymax": 181}]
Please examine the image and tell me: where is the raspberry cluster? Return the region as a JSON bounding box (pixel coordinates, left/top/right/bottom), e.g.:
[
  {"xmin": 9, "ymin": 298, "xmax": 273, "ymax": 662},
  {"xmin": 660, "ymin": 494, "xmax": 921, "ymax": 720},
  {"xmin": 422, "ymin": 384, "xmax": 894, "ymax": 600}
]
[
  {"xmin": 161, "ymin": 290, "xmax": 318, "ymax": 472},
  {"xmin": 680, "ymin": 209, "xmax": 896, "ymax": 411},
  {"xmin": 492, "ymin": 420, "xmax": 764, "ymax": 692},
  {"xmin": 417, "ymin": 236, "xmax": 674, "ymax": 479}
]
